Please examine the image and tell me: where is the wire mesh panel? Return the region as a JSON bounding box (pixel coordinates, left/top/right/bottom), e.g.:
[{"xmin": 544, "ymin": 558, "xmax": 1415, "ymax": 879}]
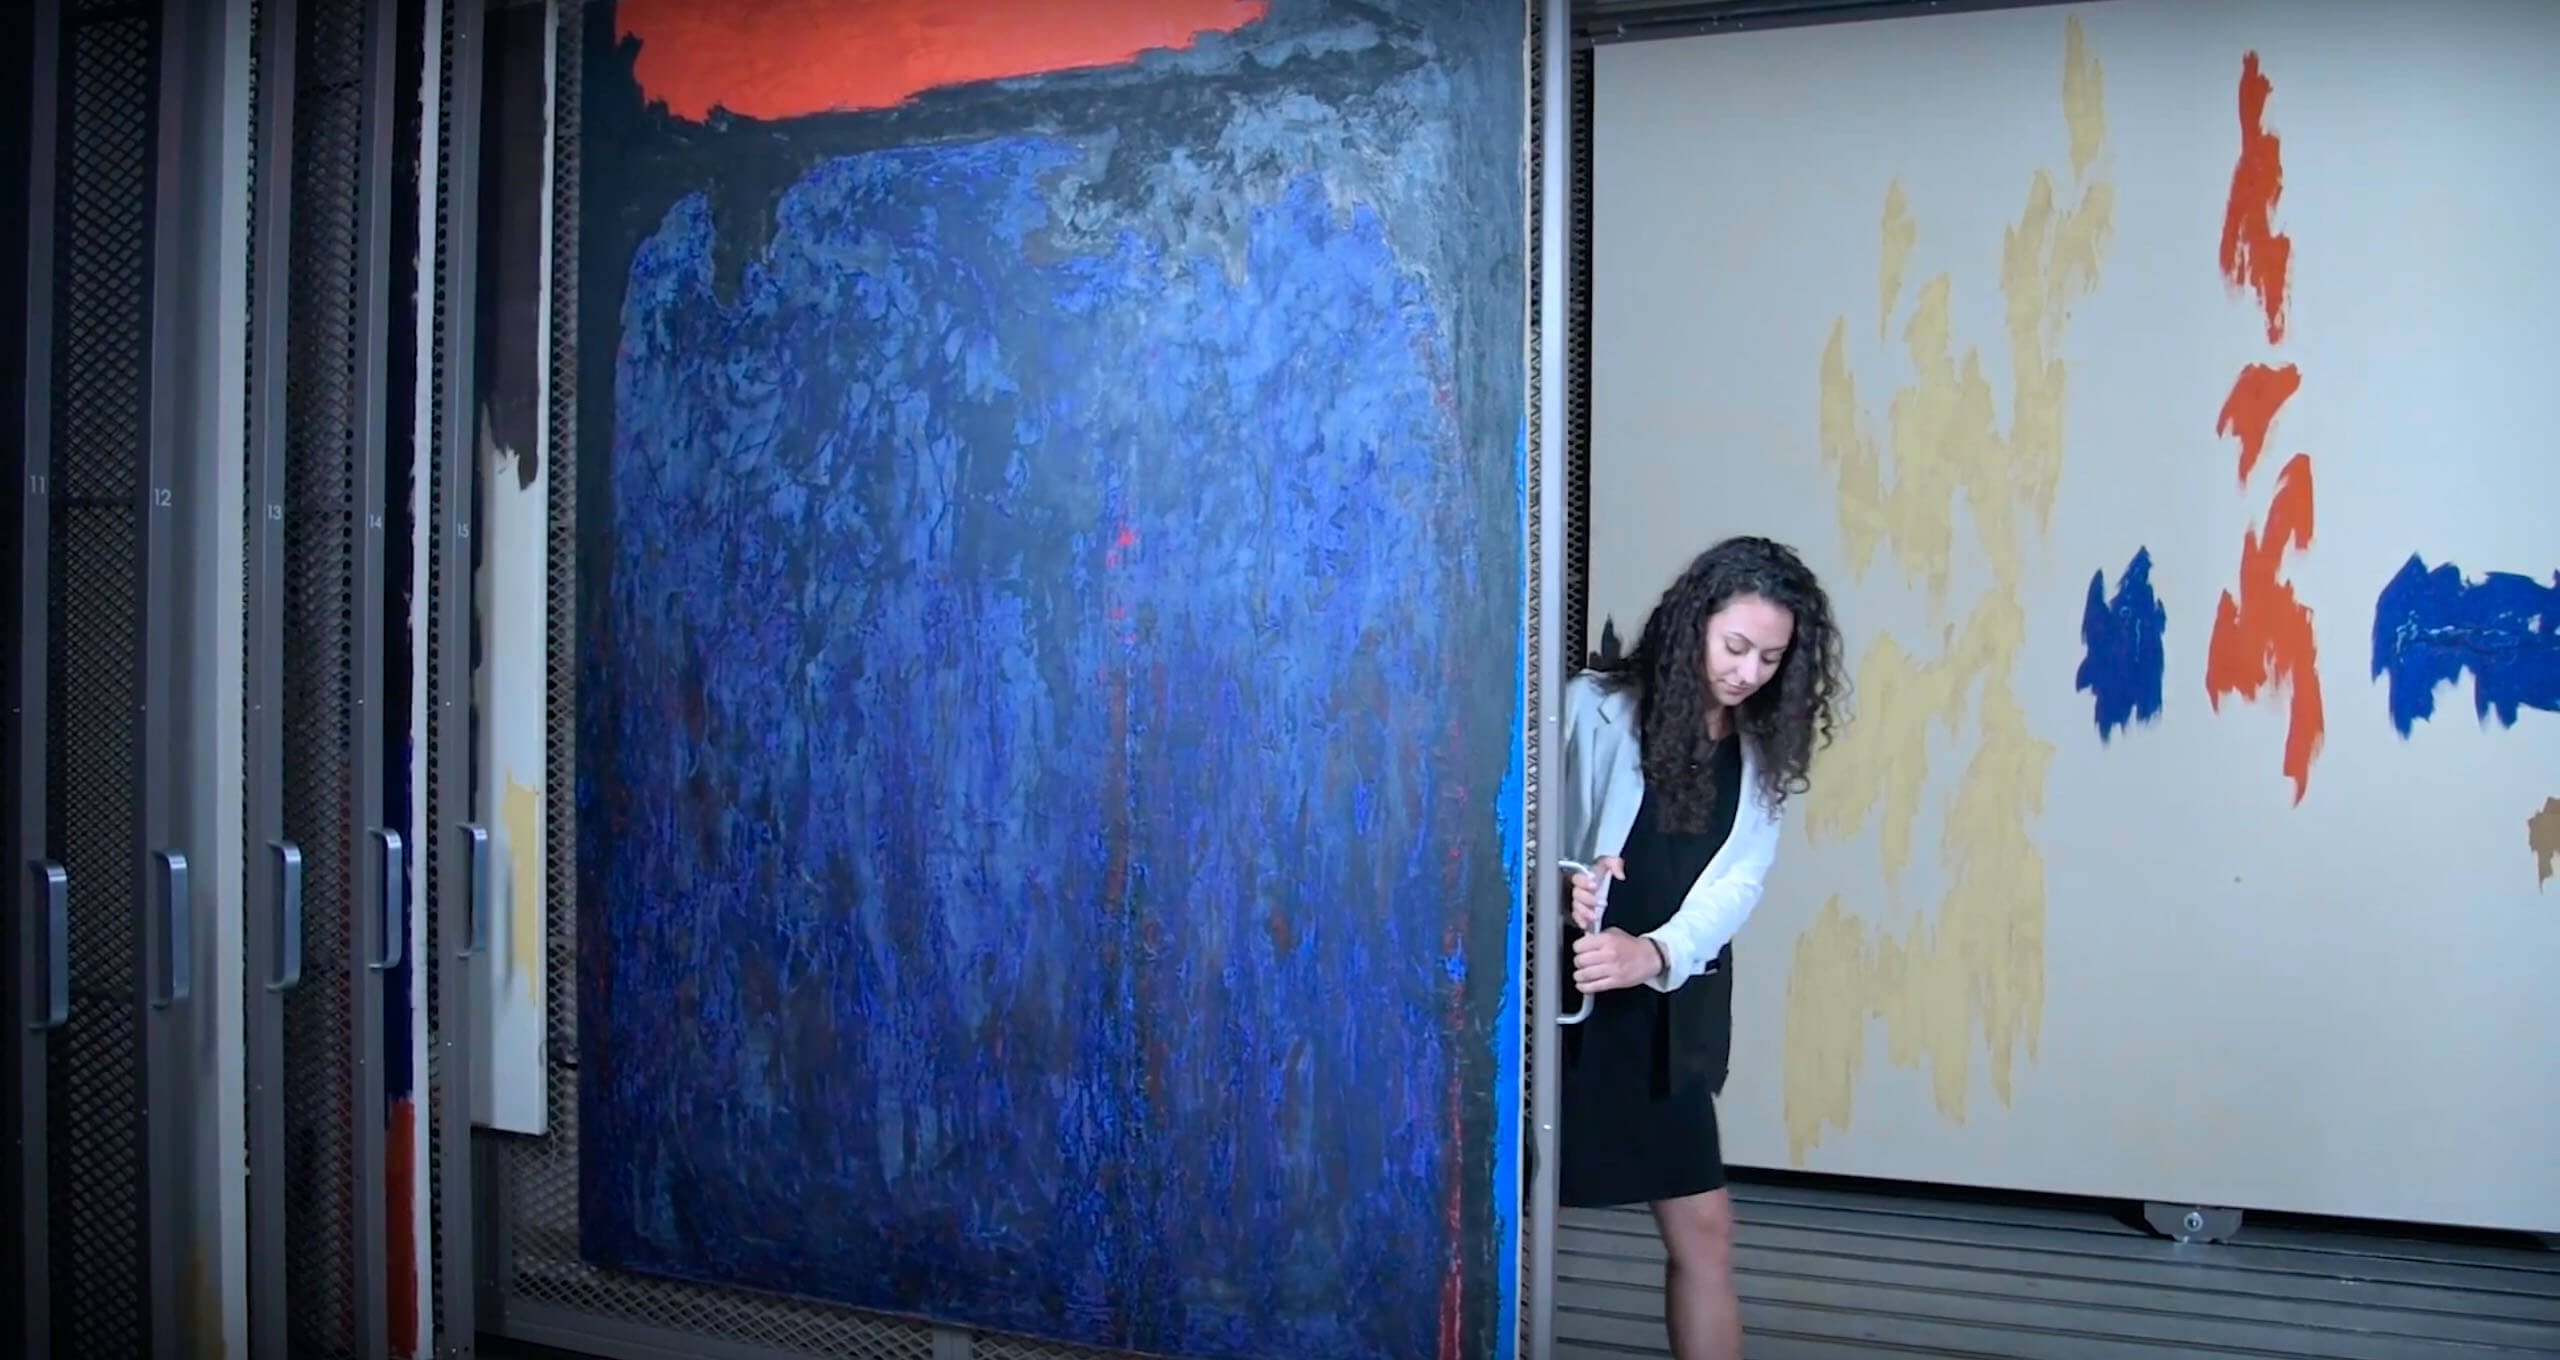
[
  {"xmin": 277, "ymin": 0, "xmax": 383, "ymax": 1353},
  {"xmin": 42, "ymin": 3, "xmax": 158, "ymax": 1355},
  {"xmin": 1522, "ymin": 1, "xmax": 1549, "ymax": 1352},
  {"xmin": 1563, "ymin": 50, "xmax": 1595, "ymax": 671}
]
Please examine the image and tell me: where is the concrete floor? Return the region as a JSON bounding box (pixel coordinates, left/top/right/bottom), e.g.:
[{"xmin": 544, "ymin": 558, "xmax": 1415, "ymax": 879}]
[{"xmin": 1558, "ymin": 1174, "xmax": 2560, "ymax": 1358}]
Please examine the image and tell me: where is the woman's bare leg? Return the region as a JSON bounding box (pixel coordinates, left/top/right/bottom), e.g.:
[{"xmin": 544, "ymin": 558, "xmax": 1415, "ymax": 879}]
[{"xmin": 1651, "ymin": 1188, "xmax": 1740, "ymax": 1360}]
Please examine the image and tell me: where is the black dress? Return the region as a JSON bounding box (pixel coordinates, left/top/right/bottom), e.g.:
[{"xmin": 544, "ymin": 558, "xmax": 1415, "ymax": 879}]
[{"xmin": 1557, "ymin": 735, "xmax": 1744, "ymax": 1208}]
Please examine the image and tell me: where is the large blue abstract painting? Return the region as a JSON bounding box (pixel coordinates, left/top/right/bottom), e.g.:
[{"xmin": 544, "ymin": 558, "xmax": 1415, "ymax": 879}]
[{"xmin": 573, "ymin": 4, "xmax": 1527, "ymax": 1357}]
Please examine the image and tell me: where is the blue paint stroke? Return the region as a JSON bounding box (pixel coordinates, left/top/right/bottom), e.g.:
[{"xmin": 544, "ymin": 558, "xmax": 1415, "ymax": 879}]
[
  {"xmin": 2370, "ymin": 554, "xmax": 2560, "ymax": 736},
  {"xmin": 2075, "ymin": 547, "xmax": 2167, "ymax": 742},
  {"xmin": 579, "ymin": 139, "xmax": 1519, "ymax": 1360}
]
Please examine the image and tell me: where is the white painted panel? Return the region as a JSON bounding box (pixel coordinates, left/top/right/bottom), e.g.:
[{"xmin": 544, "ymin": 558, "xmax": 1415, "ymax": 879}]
[{"xmin": 1591, "ymin": 0, "xmax": 2560, "ymax": 1232}]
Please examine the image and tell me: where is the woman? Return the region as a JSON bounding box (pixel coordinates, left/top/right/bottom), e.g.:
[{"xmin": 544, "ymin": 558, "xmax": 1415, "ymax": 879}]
[{"xmin": 1558, "ymin": 536, "xmax": 1845, "ymax": 1360}]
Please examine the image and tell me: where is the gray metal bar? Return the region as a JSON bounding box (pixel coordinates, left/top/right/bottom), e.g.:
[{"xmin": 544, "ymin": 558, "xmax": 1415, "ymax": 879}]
[
  {"xmin": 498, "ymin": 1300, "xmax": 941, "ymax": 1360},
  {"xmin": 349, "ymin": 0, "xmax": 402, "ymax": 1352},
  {"xmin": 241, "ymin": 0, "xmax": 298, "ymax": 1352},
  {"xmin": 1529, "ymin": 0, "xmax": 1573, "ymax": 1354},
  {"xmin": 8, "ymin": 4, "xmax": 62, "ymax": 1356},
  {"xmin": 1573, "ymin": 0, "xmax": 2073, "ymax": 47},
  {"xmin": 142, "ymin": 0, "xmax": 204, "ymax": 1349},
  {"xmin": 436, "ymin": 3, "xmax": 489, "ymax": 1351}
]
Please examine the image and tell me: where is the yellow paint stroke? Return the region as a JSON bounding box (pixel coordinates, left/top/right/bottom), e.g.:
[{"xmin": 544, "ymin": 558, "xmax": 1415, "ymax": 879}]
[
  {"xmin": 1878, "ymin": 180, "xmax": 1915, "ymax": 342},
  {"xmin": 1783, "ymin": 15, "xmax": 2110, "ymax": 1165},
  {"xmin": 2530, "ymin": 798, "xmax": 2560, "ymax": 889},
  {"xmin": 501, "ymin": 773, "xmax": 545, "ymax": 993},
  {"xmin": 182, "ymin": 1244, "xmax": 220, "ymax": 1358}
]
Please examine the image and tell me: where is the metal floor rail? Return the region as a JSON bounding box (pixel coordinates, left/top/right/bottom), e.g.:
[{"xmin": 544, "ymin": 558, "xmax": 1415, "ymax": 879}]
[{"xmin": 1558, "ymin": 1175, "xmax": 2560, "ymax": 1358}]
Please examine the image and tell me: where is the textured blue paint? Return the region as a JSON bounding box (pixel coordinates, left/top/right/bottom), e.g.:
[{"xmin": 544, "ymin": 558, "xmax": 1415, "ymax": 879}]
[
  {"xmin": 578, "ymin": 133, "xmax": 1519, "ymax": 1360},
  {"xmin": 2075, "ymin": 547, "xmax": 2167, "ymax": 742},
  {"xmin": 2370, "ymin": 554, "xmax": 2559, "ymax": 736}
]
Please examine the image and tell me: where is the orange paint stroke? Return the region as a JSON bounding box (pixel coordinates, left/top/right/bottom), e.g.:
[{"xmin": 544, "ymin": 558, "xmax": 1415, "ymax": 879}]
[
  {"xmin": 2216, "ymin": 362, "xmax": 2300, "ymax": 485},
  {"xmin": 2219, "ymin": 52, "xmax": 2293, "ymax": 344},
  {"xmin": 2205, "ymin": 453, "xmax": 2324, "ymax": 802},
  {"xmin": 615, "ymin": 0, "xmax": 1272, "ymax": 123}
]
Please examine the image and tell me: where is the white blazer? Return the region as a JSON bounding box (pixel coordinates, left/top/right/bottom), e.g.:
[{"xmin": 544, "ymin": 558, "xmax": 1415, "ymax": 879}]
[{"xmin": 1558, "ymin": 671, "xmax": 1782, "ymax": 992}]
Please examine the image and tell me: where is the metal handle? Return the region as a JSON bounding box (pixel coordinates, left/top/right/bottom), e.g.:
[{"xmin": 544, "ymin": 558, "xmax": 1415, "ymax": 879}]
[
  {"xmin": 153, "ymin": 851, "xmax": 190, "ymax": 1008},
  {"xmin": 371, "ymin": 829, "xmax": 404, "ymax": 971},
  {"xmin": 463, "ymin": 823, "xmax": 489, "ymax": 955},
  {"xmin": 31, "ymin": 862, "xmax": 68, "ymax": 1030},
  {"xmin": 269, "ymin": 840, "xmax": 304, "ymax": 992},
  {"xmin": 1557, "ymin": 859, "xmax": 1607, "ymax": 1026}
]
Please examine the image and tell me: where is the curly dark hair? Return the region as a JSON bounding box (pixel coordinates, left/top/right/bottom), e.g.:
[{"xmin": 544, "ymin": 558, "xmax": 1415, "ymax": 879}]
[{"xmin": 1597, "ymin": 536, "xmax": 1847, "ymax": 829}]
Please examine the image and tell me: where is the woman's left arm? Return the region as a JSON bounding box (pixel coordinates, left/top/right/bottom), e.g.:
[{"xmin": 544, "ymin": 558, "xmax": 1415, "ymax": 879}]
[{"xmin": 1638, "ymin": 806, "xmax": 1780, "ymax": 992}]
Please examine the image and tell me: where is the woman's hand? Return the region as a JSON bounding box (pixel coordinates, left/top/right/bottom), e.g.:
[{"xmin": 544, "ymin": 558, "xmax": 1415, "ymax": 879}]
[
  {"xmin": 1572, "ymin": 928, "xmax": 1664, "ymax": 994},
  {"xmin": 1570, "ymin": 856, "xmax": 1624, "ymax": 931}
]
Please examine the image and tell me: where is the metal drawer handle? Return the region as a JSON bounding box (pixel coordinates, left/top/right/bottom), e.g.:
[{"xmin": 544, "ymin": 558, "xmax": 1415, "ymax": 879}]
[
  {"xmin": 1557, "ymin": 859, "xmax": 1608, "ymax": 1026},
  {"xmin": 463, "ymin": 823, "xmax": 489, "ymax": 956},
  {"xmin": 269, "ymin": 840, "xmax": 304, "ymax": 992},
  {"xmin": 31, "ymin": 862, "xmax": 68, "ymax": 1030},
  {"xmin": 371, "ymin": 829, "xmax": 404, "ymax": 972},
  {"xmin": 153, "ymin": 851, "xmax": 190, "ymax": 1008}
]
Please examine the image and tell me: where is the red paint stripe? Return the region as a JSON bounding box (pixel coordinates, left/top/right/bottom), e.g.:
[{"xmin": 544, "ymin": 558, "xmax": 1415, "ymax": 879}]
[
  {"xmin": 1436, "ymin": 709, "xmax": 1469, "ymax": 1360},
  {"xmin": 388, "ymin": 1096, "xmax": 418, "ymax": 1355},
  {"xmin": 1437, "ymin": 984, "xmax": 1465, "ymax": 1360},
  {"xmin": 615, "ymin": 0, "xmax": 1271, "ymax": 123}
]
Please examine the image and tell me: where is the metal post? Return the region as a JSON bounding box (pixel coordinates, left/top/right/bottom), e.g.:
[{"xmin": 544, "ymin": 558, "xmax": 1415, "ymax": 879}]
[
  {"xmin": 434, "ymin": 0, "xmax": 488, "ymax": 1353},
  {"xmin": 351, "ymin": 0, "xmax": 403, "ymax": 1353},
  {"xmin": 6, "ymin": 3, "xmax": 64, "ymax": 1357},
  {"xmin": 141, "ymin": 0, "xmax": 211, "ymax": 1349},
  {"xmin": 242, "ymin": 0, "xmax": 300, "ymax": 1352},
  {"xmin": 1528, "ymin": 0, "xmax": 1573, "ymax": 1356}
]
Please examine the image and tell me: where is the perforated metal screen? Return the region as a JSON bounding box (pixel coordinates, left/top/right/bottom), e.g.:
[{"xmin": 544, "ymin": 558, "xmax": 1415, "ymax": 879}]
[
  {"xmin": 44, "ymin": 5, "xmax": 157, "ymax": 1356},
  {"xmin": 1522, "ymin": 4, "xmax": 1551, "ymax": 1354},
  {"xmin": 279, "ymin": 0, "xmax": 375, "ymax": 1352},
  {"xmin": 424, "ymin": 0, "xmax": 458, "ymax": 1342},
  {"xmin": 1563, "ymin": 49, "xmax": 1594, "ymax": 672}
]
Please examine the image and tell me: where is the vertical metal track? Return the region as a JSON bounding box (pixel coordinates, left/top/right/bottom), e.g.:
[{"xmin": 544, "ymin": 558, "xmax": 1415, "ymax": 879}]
[
  {"xmin": 243, "ymin": 0, "xmax": 300, "ymax": 1353},
  {"xmin": 7, "ymin": 3, "xmax": 65, "ymax": 1357},
  {"xmin": 1561, "ymin": 51, "xmax": 1593, "ymax": 676},
  {"xmin": 1528, "ymin": 0, "xmax": 1572, "ymax": 1356},
  {"xmin": 351, "ymin": 0, "xmax": 402, "ymax": 1352},
  {"xmin": 431, "ymin": 1, "xmax": 486, "ymax": 1354},
  {"xmin": 141, "ymin": 1, "xmax": 207, "ymax": 1350}
]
